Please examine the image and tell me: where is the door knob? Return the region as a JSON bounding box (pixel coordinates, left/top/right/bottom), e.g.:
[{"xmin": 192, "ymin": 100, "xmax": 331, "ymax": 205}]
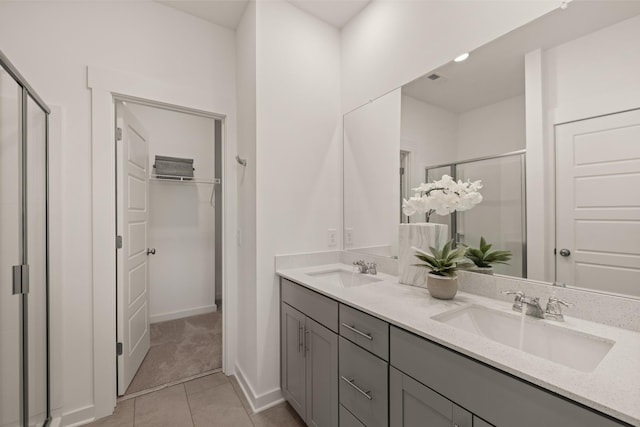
[
  {"xmin": 559, "ymin": 248, "xmax": 570, "ymax": 257},
  {"xmin": 146, "ymin": 248, "xmax": 156, "ymax": 255}
]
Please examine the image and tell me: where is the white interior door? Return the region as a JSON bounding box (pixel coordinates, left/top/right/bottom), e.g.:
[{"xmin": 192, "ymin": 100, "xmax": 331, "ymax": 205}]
[
  {"xmin": 556, "ymin": 109, "xmax": 640, "ymax": 297},
  {"xmin": 116, "ymin": 103, "xmax": 151, "ymax": 395}
]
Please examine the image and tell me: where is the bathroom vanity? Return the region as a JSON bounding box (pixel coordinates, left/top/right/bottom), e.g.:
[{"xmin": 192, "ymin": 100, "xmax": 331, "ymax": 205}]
[{"xmin": 278, "ymin": 265, "xmax": 640, "ymax": 427}]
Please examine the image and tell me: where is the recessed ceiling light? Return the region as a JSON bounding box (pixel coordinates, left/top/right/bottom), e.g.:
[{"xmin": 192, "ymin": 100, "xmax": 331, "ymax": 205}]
[{"xmin": 454, "ymin": 53, "xmax": 470, "ymax": 62}]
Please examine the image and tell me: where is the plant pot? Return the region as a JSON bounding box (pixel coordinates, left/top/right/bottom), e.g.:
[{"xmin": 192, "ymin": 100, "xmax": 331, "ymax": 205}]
[
  {"xmin": 427, "ymin": 273, "xmax": 458, "ymax": 300},
  {"xmin": 471, "ymin": 266, "xmax": 494, "ymax": 275}
]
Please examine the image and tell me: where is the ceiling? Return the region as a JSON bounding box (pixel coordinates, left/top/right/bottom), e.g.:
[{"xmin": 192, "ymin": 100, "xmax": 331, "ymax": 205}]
[
  {"xmin": 155, "ymin": 0, "xmax": 371, "ymax": 30},
  {"xmin": 402, "ymin": 1, "xmax": 640, "ymax": 113}
]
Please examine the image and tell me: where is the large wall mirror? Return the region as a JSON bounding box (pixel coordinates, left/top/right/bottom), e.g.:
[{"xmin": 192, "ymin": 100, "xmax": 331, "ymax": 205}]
[{"xmin": 343, "ymin": 1, "xmax": 640, "ymax": 298}]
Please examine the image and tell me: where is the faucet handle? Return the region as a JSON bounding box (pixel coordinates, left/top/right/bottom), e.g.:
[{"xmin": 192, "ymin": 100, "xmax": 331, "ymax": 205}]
[
  {"xmin": 502, "ymin": 290, "xmax": 524, "ymax": 301},
  {"xmin": 502, "ymin": 290, "xmax": 524, "ymax": 313},
  {"xmin": 367, "ymin": 262, "xmax": 377, "ymax": 275},
  {"xmin": 545, "ymin": 296, "xmax": 573, "ymax": 321}
]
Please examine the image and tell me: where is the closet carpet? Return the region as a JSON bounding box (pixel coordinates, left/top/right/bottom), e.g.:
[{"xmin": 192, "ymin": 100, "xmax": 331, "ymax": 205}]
[{"xmin": 125, "ymin": 311, "xmax": 222, "ymax": 395}]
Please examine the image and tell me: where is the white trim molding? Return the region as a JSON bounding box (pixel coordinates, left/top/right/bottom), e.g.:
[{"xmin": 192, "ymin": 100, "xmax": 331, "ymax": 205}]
[
  {"xmin": 88, "ymin": 65, "xmax": 238, "ymax": 420},
  {"xmin": 234, "ymin": 363, "xmax": 284, "ymax": 414},
  {"xmin": 60, "ymin": 405, "xmax": 94, "ymax": 427},
  {"xmin": 149, "ymin": 304, "xmax": 218, "ymax": 324}
]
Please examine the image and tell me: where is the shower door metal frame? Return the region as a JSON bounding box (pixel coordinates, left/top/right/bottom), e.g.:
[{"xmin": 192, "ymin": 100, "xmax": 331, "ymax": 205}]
[
  {"xmin": 1, "ymin": 48, "xmax": 51, "ymax": 427},
  {"xmin": 425, "ymin": 149, "xmax": 527, "ymax": 278}
]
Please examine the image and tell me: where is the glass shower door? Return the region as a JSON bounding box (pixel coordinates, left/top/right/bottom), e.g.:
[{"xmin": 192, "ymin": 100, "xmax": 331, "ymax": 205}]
[
  {"xmin": 1, "ymin": 52, "xmax": 50, "ymax": 427},
  {"xmin": 456, "ymin": 154, "xmax": 526, "ymax": 277},
  {"xmin": 0, "ymin": 63, "xmax": 23, "ymax": 427}
]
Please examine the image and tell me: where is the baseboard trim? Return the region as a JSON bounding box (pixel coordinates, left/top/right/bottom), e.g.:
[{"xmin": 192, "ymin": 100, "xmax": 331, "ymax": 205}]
[
  {"xmin": 61, "ymin": 405, "xmax": 94, "ymax": 427},
  {"xmin": 233, "ymin": 363, "xmax": 284, "ymax": 414},
  {"xmin": 150, "ymin": 304, "xmax": 217, "ymax": 324}
]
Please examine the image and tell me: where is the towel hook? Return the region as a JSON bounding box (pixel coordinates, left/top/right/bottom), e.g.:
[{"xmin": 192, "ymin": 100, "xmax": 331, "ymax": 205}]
[{"xmin": 235, "ymin": 155, "xmax": 247, "ymax": 166}]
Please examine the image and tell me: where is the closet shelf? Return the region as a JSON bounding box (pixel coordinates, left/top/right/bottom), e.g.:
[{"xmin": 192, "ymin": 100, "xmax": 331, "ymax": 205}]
[{"xmin": 150, "ymin": 173, "xmax": 220, "ymax": 185}]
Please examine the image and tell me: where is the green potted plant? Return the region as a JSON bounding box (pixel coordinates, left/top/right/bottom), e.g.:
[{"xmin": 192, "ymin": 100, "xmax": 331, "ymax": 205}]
[
  {"xmin": 464, "ymin": 237, "xmax": 512, "ymax": 275},
  {"xmin": 414, "ymin": 240, "xmax": 466, "ymax": 299}
]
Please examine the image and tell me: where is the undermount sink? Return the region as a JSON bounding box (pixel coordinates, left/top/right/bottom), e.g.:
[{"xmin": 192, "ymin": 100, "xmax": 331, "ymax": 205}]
[
  {"xmin": 305, "ymin": 269, "xmax": 382, "ymax": 288},
  {"xmin": 432, "ymin": 305, "xmax": 615, "ymax": 372}
]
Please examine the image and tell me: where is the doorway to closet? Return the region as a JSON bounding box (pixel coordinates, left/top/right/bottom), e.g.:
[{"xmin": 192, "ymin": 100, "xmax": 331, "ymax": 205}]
[{"xmin": 114, "ymin": 100, "xmax": 223, "ymax": 397}]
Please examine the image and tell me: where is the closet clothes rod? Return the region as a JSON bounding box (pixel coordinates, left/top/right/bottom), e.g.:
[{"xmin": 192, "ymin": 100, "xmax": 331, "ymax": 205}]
[{"xmin": 150, "ymin": 173, "xmax": 221, "ymax": 185}]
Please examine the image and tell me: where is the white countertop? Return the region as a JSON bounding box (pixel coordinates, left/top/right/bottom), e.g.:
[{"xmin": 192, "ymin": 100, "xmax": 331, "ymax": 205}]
[{"xmin": 277, "ymin": 263, "xmax": 640, "ymax": 426}]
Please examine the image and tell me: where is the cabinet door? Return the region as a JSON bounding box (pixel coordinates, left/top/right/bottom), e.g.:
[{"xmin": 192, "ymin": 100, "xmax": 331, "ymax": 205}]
[
  {"xmin": 306, "ymin": 317, "xmax": 338, "ymax": 427},
  {"xmin": 390, "ymin": 367, "xmax": 472, "ymax": 427},
  {"xmin": 281, "ymin": 303, "xmax": 307, "ymax": 420}
]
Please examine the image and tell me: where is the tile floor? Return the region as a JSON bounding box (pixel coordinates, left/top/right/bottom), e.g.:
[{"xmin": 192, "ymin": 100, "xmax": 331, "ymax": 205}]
[
  {"xmin": 87, "ymin": 373, "xmax": 306, "ymax": 427},
  {"xmin": 126, "ymin": 312, "xmax": 222, "ymax": 395}
]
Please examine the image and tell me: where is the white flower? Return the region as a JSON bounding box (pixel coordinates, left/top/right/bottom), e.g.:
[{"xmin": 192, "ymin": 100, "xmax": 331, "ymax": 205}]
[{"xmin": 403, "ymin": 175, "xmax": 482, "ymax": 219}]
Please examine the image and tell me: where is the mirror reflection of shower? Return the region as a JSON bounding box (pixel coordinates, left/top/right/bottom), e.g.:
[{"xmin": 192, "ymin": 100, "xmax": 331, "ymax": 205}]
[{"xmin": 425, "ymin": 150, "xmax": 526, "ymax": 278}]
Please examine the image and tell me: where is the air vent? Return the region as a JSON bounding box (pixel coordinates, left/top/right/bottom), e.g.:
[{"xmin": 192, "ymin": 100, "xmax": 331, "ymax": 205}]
[{"xmin": 427, "ymin": 73, "xmax": 441, "ymax": 81}]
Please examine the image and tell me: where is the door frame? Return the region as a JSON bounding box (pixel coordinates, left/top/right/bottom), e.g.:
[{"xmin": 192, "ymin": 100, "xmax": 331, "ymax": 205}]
[{"xmin": 88, "ymin": 66, "xmax": 238, "ymax": 420}]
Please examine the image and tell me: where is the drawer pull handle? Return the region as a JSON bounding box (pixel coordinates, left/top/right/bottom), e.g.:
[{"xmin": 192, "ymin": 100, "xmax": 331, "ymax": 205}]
[
  {"xmin": 341, "ymin": 323, "xmax": 373, "ymax": 341},
  {"xmin": 298, "ymin": 324, "xmax": 304, "ymax": 353},
  {"xmin": 341, "ymin": 376, "xmax": 372, "ymax": 400}
]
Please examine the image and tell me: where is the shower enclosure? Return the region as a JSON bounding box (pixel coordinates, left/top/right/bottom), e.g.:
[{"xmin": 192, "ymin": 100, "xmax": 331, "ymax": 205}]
[
  {"xmin": 1, "ymin": 50, "xmax": 51, "ymax": 427},
  {"xmin": 425, "ymin": 151, "xmax": 526, "ymax": 278}
]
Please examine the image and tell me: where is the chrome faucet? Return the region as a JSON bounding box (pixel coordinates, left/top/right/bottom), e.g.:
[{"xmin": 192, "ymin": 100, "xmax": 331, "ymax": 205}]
[
  {"xmin": 353, "ymin": 260, "xmax": 377, "ymax": 275},
  {"xmin": 502, "ymin": 290, "xmax": 544, "ymax": 319},
  {"xmin": 544, "ymin": 297, "xmax": 573, "ymax": 322}
]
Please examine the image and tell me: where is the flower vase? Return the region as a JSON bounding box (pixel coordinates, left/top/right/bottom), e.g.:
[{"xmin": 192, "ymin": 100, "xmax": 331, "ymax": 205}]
[
  {"xmin": 427, "ymin": 273, "xmax": 458, "ymax": 300},
  {"xmin": 398, "ymin": 223, "xmax": 448, "ymax": 287}
]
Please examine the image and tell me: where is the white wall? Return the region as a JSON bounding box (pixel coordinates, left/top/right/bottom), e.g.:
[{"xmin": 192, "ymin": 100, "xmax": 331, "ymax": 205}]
[
  {"xmin": 457, "ymin": 95, "xmax": 525, "ymax": 160},
  {"xmin": 252, "ymin": 0, "xmax": 342, "ymax": 403},
  {"xmin": 126, "ymin": 103, "xmax": 217, "ymax": 323},
  {"xmin": 341, "ymin": 1, "xmax": 557, "ymax": 113},
  {"xmin": 401, "ymin": 95, "xmax": 458, "ymax": 191},
  {"xmin": 235, "ymin": 0, "xmax": 259, "ymax": 392},
  {"xmin": 345, "ymin": 89, "xmax": 401, "ymax": 252},
  {"xmin": 0, "ymin": 2, "xmax": 236, "ymax": 422},
  {"xmin": 400, "ymin": 94, "xmax": 525, "ymax": 187},
  {"xmin": 543, "ymin": 14, "xmax": 640, "ymax": 121}
]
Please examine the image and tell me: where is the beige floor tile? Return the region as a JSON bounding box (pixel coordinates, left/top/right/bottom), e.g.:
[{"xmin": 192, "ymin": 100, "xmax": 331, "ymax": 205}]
[
  {"xmin": 85, "ymin": 398, "xmax": 134, "ymax": 427},
  {"xmin": 228, "ymin": 375, "xmax": 253, "ymax": 413},
  {"xmin": 184, "ymin": 372, "xmax": 229, "ymax": 396},
  {"xmin": 250, "ymin": 402, "xmax": 306, "ymax": 427},
  {"xmin": 187, "ymin": 382, "xmax": 253, "ymax": 427},
  {"xmin": 134, "ymin": 384, "xmax": 193, "ymax": 427}
]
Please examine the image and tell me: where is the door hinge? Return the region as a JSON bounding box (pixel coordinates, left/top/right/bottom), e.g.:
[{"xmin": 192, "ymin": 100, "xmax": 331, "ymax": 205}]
[
  {"xmin": 116, "ymin": 127, "xmax": 123, "ymax": 141},
  {"xmin": 116, "ymin": 342, "xmax": 123, "ymax": 356},
  {"xmin": 116, "ymin": 235, "xmax": 123, "ymax": 249},
  {"xmin": 12, "ymin": 265, "xmax": 29, "ymax": 295}
]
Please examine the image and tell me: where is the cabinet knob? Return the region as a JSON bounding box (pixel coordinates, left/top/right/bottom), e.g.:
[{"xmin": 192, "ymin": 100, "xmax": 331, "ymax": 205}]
[{"xmin": 559, "ymin": 248, "xmax": 570, "ymax": 257}]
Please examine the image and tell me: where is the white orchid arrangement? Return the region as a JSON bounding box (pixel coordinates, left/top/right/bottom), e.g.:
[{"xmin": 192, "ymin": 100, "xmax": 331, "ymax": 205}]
[{"xmin": 402, "ymin": 175, "xmax": 483, "ymax": 222}]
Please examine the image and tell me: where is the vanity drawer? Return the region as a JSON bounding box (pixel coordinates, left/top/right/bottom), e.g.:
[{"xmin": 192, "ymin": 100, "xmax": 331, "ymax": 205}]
[
  {"xmin": 339, "ymin": 337, "xmax": 388, "ymax": 427},
  {"xmin": 340, "ymin": 304, "xmax": 389, "ymax": 361},
  {"xmin": 390, "ymin": 326, "xmax": 625, "ymax": 427},
  {"xmin": 281, "ymin": 278, "xmax": 338, "ymax": 332},
  {"xmin": 340, "ymin": 405, "xmax": 365, "ymax": 427}
]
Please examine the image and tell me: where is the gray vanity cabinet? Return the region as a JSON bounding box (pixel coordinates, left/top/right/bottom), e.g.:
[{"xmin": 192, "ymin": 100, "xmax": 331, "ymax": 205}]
[
  {"xmin": 390, "ymin": 326, "xmax": 626, "ymax": 427},
  {"xmin": 281, "ymin": 303, "xmax": 308, "ymax": 418},
  {"xmin": 390, "ymin": 367, "xmax": 472, "ymax": 427},
  {"xmin": 280, "ymin": 279, "xmax": 338, "ymax": 427},
  {"xmin": 339, "ymin": 337, "xmax": 388, "ymax": 427}
]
